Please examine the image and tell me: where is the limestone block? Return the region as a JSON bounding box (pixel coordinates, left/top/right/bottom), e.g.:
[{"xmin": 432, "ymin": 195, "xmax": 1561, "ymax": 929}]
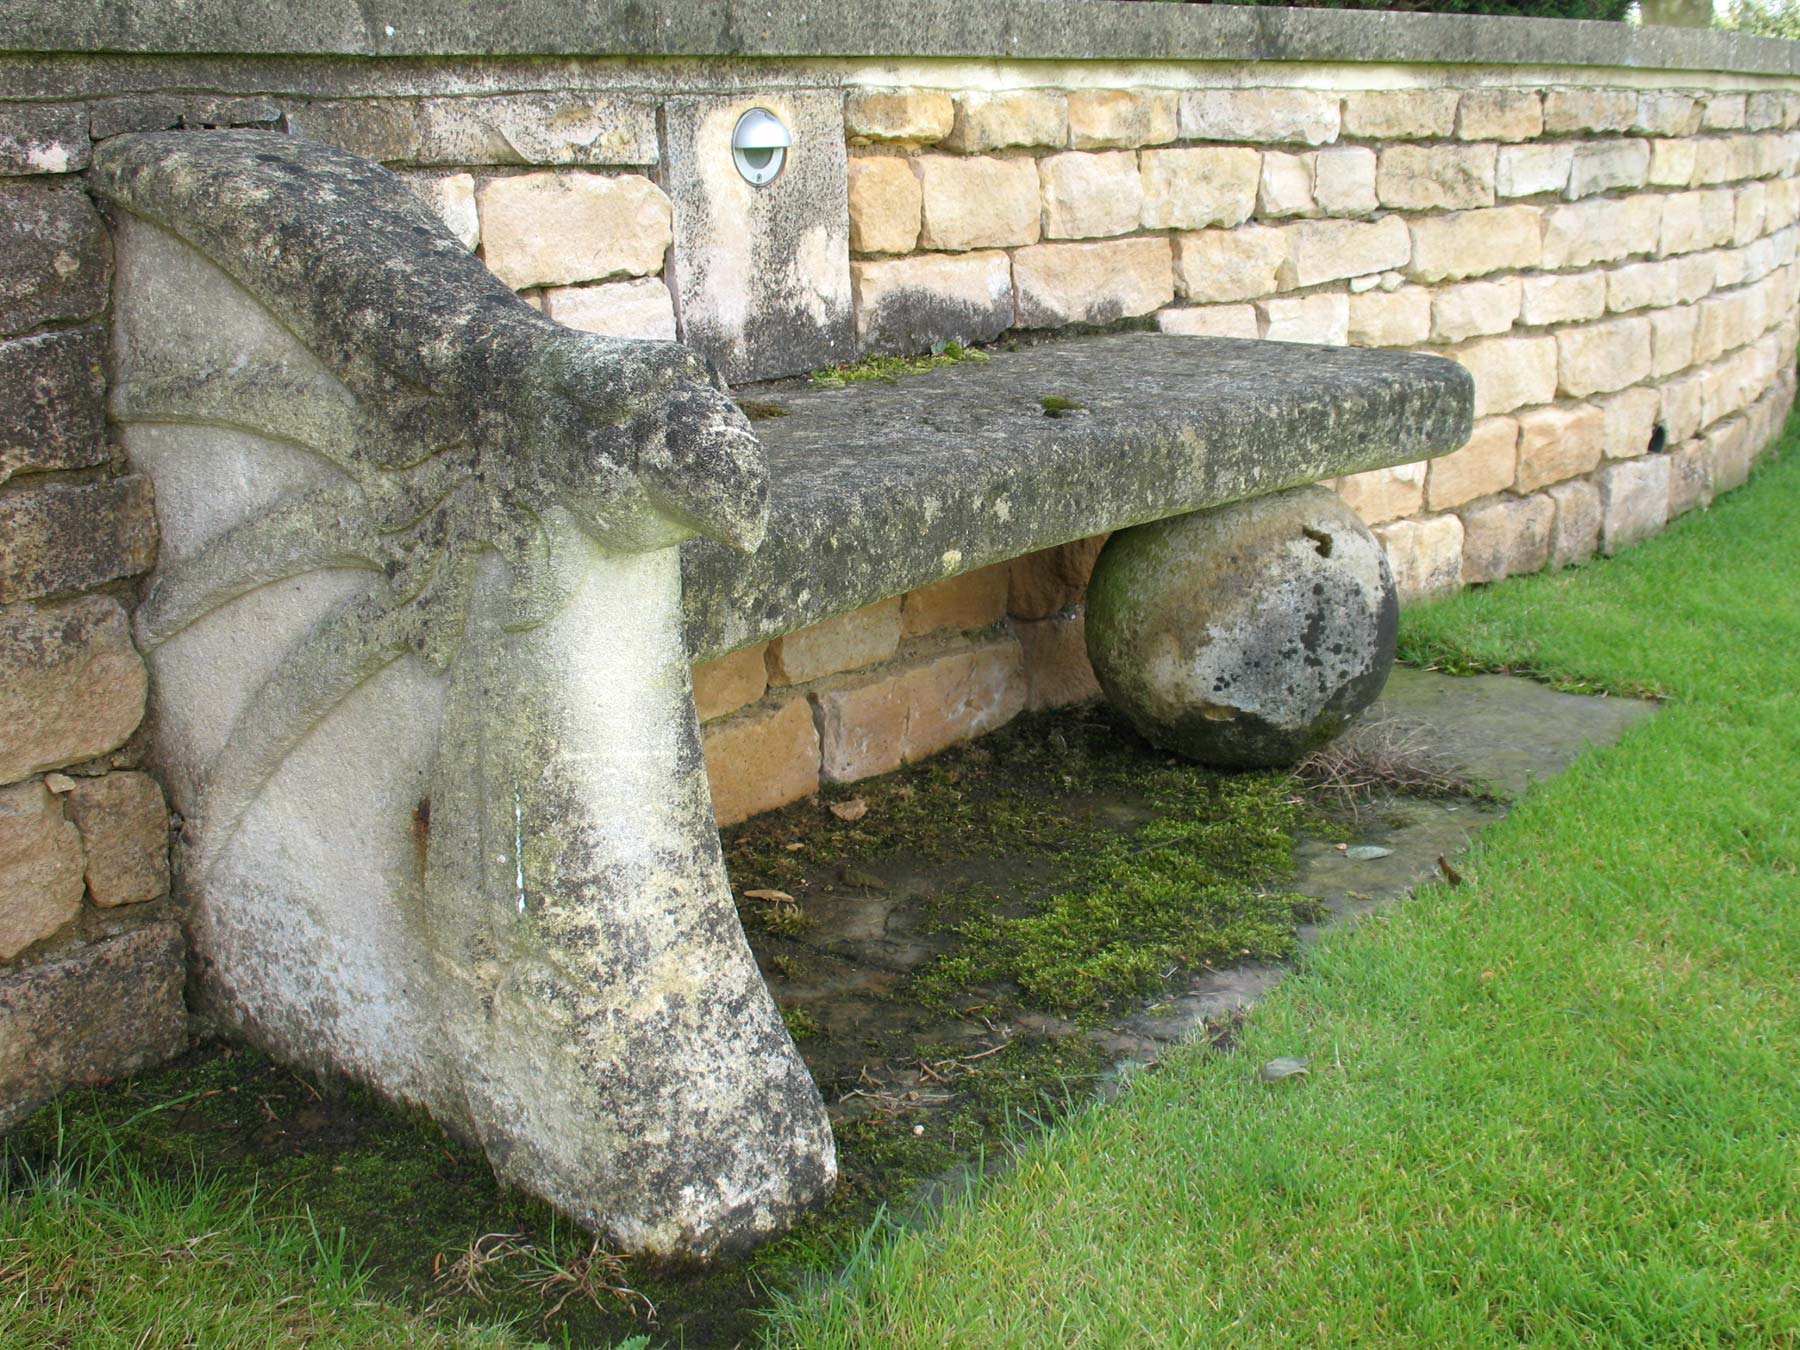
[
  {"xmin": 0, "ymin": 104, "xmax": 89, "ymax": 175},
  {"xmin": 1691, "ymin": 135, "xmax": 1758, "ymax": 187},
  {"xmin": 847, "ymin": 156, "xmax": 922, "ymax": 255},
  {"xmin": 1407, "ymin": 206, "xmax": 1542, "ymax": 283},
  {"xmin": 0, "ymin": 183, "xmax": 110, "ymax": 338},
  {"xmin": 1692, "ymin": 293, "xmax": 1751, "ymax": 365},
  {"xmin": 1257, "ymin": 151, "xmax": 1317, "ymax": 219},
  {"xmin": 1069, "ymin": 90, "xmax": 1177, "ymax": 149},
  {"xmin": 1431, "ymin": 277, "xmax": 1521, "ymax": 344},
  {"xmin": 1541, "ymin": 196, "xmax": 1662, "ymax": 269},
  {"xmin": 1557, "ymin": 317, "xmax": 1653, "ymax": 399},
  {"xmin": 1660, "ymin": 370, "xmax": 1706, "ymax": 442},
  {"xmin": 1139, "ymin": 147, "xmax": 1260, "ymax": 231},
  {"xmin": 0, "ymin": 477, "xmax": 158, "ymax": 604},
  {"xmin": 1451, "ymin": 335, "xmax": 1558, "ymax": 417},
  {"xmin": 0, "ymin": 925, "xmax": 186, "ymax": 1132},
  {"xmin": 692, "ymin": 644, "xmax": 768, "ymax": 722},
  {"xmin": 851, "ymin": 250, "xmax": 1014, "ymax": 354},
  {"xmin": 1745, "ymin": 92, "xmax": 1789, "ymax": 133},
  {"xmin": 60, "ymin": 772, "xmax": 168, "ymax": 907},
  {"xmin": 1172, "ymin": 226, "xmax": 1286, "ymax": 303},
  {"xmin": 1544, "ymin": 89, "xmax": 1639, "ymax": 135},
  {"xmin": 1634, "ymin": 95, "xmax": 1702, "ymax": 140},
  {"xmin": 1013, "ymin": 238, "xmax": 1174, "ymax": 328},
  {"xmin": 1673, "ymin": 252, "xmax": 1718, "ymax": 303},
  {"xmin": 900, "ymin": 565, "xmax": 1009, "ymax": 638},
  {"xmin": 1426, "ymin": 416, "xmax": 1517, "ymax": 510},
  {"xmin": 1348, "ymin": 287, "xmax": 1431, "ymax": 348},
  {"xmin": 1460, "ymin": 493, "xmax": 1554, "ymax": 585},
  {"xmin": 1278, "ymin": 215, "xmax": 1409, "ymax": 288},
  {"xmin": 1041, "ymin": 151, "xmax": 1144, "ymax": 240},
  {"xmin": 1599, "ymin": 456, "xmax": 1671, "ymax": 552},
  {"xmin": 943, "ymin": 91, "xmax": 1068, "ymax": 152},
  {"xmin": 417, "ymin": 95, "xmax": 657, "ymax": 167},
  {"xmin": 1708, "ymin": 416, "xmax": 1755, "ymax": 493},
  {"xmin": 1376, "ymin": 514, "xmax": 1464, "ymax": 602},
  {"xmin": 1607, "ymin": 259, "xmax": 1680, "ymax": 314},
  {"xmin": 1658, "ymin": 189, "xmax": 1737, "ymax": 256},
  {"xmin": 1515, "ymin": 403, "xmax": 1606, "ymax": 493},
  {"xmin": 1259, "ymin": 292, "xmax": 1350, "ymax": 346},
  {"xmin": 767, "ymin": 597, "xmax": 902, "ymax": 686},
  {"xmin": 703, "ymin": 697, "xmax": 821, "ymax": 827},
  {"xmin": 1665, "ymin": 437, "xmax": 1715, "ymax": 517},
  {"xmin": 845, "ymin": 89, "xmax": 955, "ymax": 145},
  {"xmin": 407, "ymin": 172, "xmax": 479, "ymax": 249},
  {"xmin": 1179, "ymin": 89, "xmax": 1340, "ymax": 146},
  {"xmin": 478, "ymin": 172, "xmax": 671, "ymax": 289},
  {"xmin": 1547, "ymin": 479, "xmax": 1603, "ymax": 569},
  {"xmin": 0, "ymin": 779, "xmax": 83, "ymax": 960},
  {"xmin": 1377, "ymin": 144, "xmax": 1496, "ymax": 212},
  {"xmin": 1596, "ymin": 386, "xmax": 1663, "ymax": 459},
  {"xmin": 1711, "ymin": 246, "xmax": 1747, "ymax": 290},
  {"xmin": 1313, "ymin": 146, "xmax": 1378, "ymax": 216},
  {"xmin": 0, "ymin": 327, "xmax": 107, "ymax": 485},
  {"xmin": 1733, "ymin": 182, "xmax": 1768, "ymax": 246},
  {"xmin": 1014, "ymin": 610, "xmax": 1102, "ymax": 710},
  {"xmin": 0, "ymin": 598, "xmax": 146, "ymax": 785},
  {"xmin": 1648, "ymin": 138, "xmax": 1698, "ymax": 188},
  {"xmin": 1496, "ymin": 143, "xmax": 1573, "ymax": 199},
  {"xmin": 1157, "ymin": 304, "xmax": 1260, "ymax": 338},
  {"xmin": 812, "ymin": 637, "xmax": 1027, "ymax": 783},
  {"xmin": 290, "ymin": 100, "xmax": 423, "ymax": 163},
  {"xmin": 86, "ymin": 96, "xmax": 280, "ymax": 140},
  {"xmin": 1008, "ymin": 536, "xmax": 1108, "ymax": 619},
  {"xmin": 1457, "ymin": 90, "xmax": 1543, "ymax": 143},
  {"xmin": 1343, "ymin": 90, "xmax": 1458, "ymax": 141},
  {"xmin": 1336, "ymin": 461, "xmax": 1426, "ymax": 525},
  {"xmin": 1703, "ymin": 94, "xmax": 1748, "ymax": 132},
  {"xmin": 914, "ymin": 154, "xmax": 1040, "ymax": 250},
  {"xmin": 1566, "ymin": 139, "xmax": 1651, "ymax": 199},
  {"xmin": 1520, "ymin": 271, "xmax": 1607, "ymax": 327},
  {"xmin": 542, "ymin": 278, "xmax": 678, "ymax": 340}
]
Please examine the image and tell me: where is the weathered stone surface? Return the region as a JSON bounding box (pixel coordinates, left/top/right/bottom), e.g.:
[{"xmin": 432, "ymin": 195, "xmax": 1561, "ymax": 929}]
[
  {"xmin": 1599, "ymin": 456, "xmax": 1672, "ymax": 552},
  {"xmin": 61, "ymin": 772, "xmax": 168, "ymax": 907},
  {"xmin": 1157, "ymin": 304, "xmax": 1259, "ymax": 338},
  {"xmin": 0, "ymin": 598, "xmax": 146, "ymax": 785},
  {"xmin": 1138, "ymin": 147, "xmax": 1259, "ymax": 231},
  {"xmin": 0, "ymin": 182, "xmax": 110, "ymax": 338},
  {"xmin": 1566, "ymin": 139, "xmax": 1651, "ymax": 199},
  {"xmin": 0, "ymin": 327, "xmax": 107, "ymax": 484},
  {"xmin": 1376, "ymin": 514, "xmax": 1464, "ymax": 602},
  {"xmin": 1651, "ymin": 304, "xmax": 1700, "ymax": 376},
  {"xmin": 1042, "ymin": 151, "xmax": 1144, "ymax": 239},
  {"xmin": 1014, "ymin": 610, "xmax": 1102, "ymax": 710},
  {"xmin": 88, "ymin": 95, "xmax": 281, "ymax": 141},
  {"xmin": 417, "ymin": 94, "xmax": 658, "ymax": 167},
  {"xmin": 943, "ymin": 90, "xmax": 1067, "ymax": 152},
  {"xmin": 1457, "ymin": 89, "xmax": 1543, "ymax": 142},
  {"xmin": 1259, "ymin": 292, "xmax": 1349, "ymax": 345},
  {"xmin": 1007, "ymin": 536, "xmax": 1108, "ymax": 620},
  {"xmin": 1649, "ymin": 138, "xmax": 1698, "ymax": 188},
  {"xmin": 1658, "ymin": 189, "xmax": 1737, "ymax": 256},
  {"xmin": 0, "ymin": 104, "xmax": 89, "ymax": 175},
  {"xmin": 1515, "ymin": 403, "xmax": 1606, "ymax": 492},
  {"xmin": 0, "ymin": 778, "xmax": 84, "ymax": 961},
  {"xmin": 692, "ymin": 643, "xmax": 768, "ymax": 722},
  {"xmin": 1343, "ymin": 90, "xmax": 1458, "ymax": 140},
  {"xmin": 0, "ymin": 477, "xmax": 158, "ymax": 604},
  {"xmin": 1313, "ymin": 146, "xmax": 1378, "ymax": 216},
  {"xmin": 288, "ymin": 100, "xmax": 423, "ymax": 162},
  {"xmin": 1348, "ymin": 286, "xmax": 1432, "ymax": 348},
  {"xmin": 1558, "ymin": 317, "xmax": 1653, "ymax": 398},
  {"xmin": 478, "ymin": 172, "xmax": 671, "ymax": 289},
  {"xmin": 1068, "ymin": 90, "xmax": 1177, "ymax": 149},
  {"xmin": 1690, "ymin": 135, "xmax": 1759, "ymax": 187},
  {"xmin": 1460, "ymin": 493, "xmax": 1554, "ymax": 585},
  {"xmin": 1708, "ymin": 416, "xmax": 1756, "ymax": 493},
  {"xmin": 901, "ymin": 565, "xmax": 1009, "ymax": 638},
  {"xmin": 1496, "ymin": 143, "xmax": 1573, "ymax": 199},
  {"xmin": 1278, "ymin": 215, "xmax": 1410, "ymax": 288},
  {"xmin": 1427, "ymin": 415, "xmax": 1517, "ymax": 510},
  {"xmin": 1172, "ymin": 226, "xmax": 1286, "ymax": 303},
  {"xmin": 1541, "ymin": 196, "xmax": 1662, "ymax": 269},
  {"xmin": 847, "ymin": 155, "xmax": 921, "ymax": 254},
  {"xmin": 661, "ymin": 93, "xmax": 854, "ymax": 383},
  {"xmin": 845, "ymin": 88, "xmax": 954, "ymax": 145},
  {"xmin": 1336, "ymin": 461, "xmax": 1425, "ymax": 525},
  {"xmin": 1660, "ymin": 369, "xmax": 1707, "ymax": 443},
  {"xmin": 851, "ymin": 250, "xmax": 1013, "ymax": 354},
  {"xmin": 1665, "ymin": 436, "xmax": 1714, "ymax": 516},
  {"xmin": 1597, "ymin": 385, "xmax": 1664, "ymax": 459},
  {"xmin": 812, "ymin": 637, "xmax": 1027, "ymax": 783},
  {"xmin": 541, "ymin": 277, "xmax": 678, "ymax": 340},
  {"xmin": 1407, "ymin": 206, "xmax": 1541, "ymax": 283},
  {"xmin": 1013, "ymin": 238, "xmax": 1173, "ymax": 328},
  {"xmin": 1180, "ymin": 89, "xmax": 1339, "ymax": 146},
  {"xmin": 1431, "ymin": 277, "xmax": 1521, "ymax": 343},
  {"xmin": 1257, "ymin": 151, "xmax": 1316, "ymax": 219},
  {"xmin": 703, "ymin": 696, "xmax": 821, "ymax": 826},
  {"xmin": 1607, "ymin": 258, "xmax": 1679, "ymax": 313},
  {"xmin": 768, "ymin": 597, "xmax": 902, "ymax": 686},
  {"xmin": 914, "ymin": 154, "xmax": 1040, "ymax": 251},
  {"xmin": 406, "ymin": 171, "xmax": 479, "ymax": 249},
  {"xmin": 1547, "ymin": 479, "xmax": 1603, "ymax": 569},
  {"xmin": 1703, "ymin": 93, "xmax": 1748, "ymax": 131},
  {"xmin": 1544, "ymin": 88, "xmax": 1639, "ymax": 135},
  {"xmin": 0, "ymin": 924, "xmax": 186, "ymax": 1132},
  {"xmin": 1087, "ymin": 487, "xmax": 1396, "ymax": 768},
  {"xmin": 1377, "ymin": 143, "xmax": 1496, "ymax": 211},
  {"xmin": 1451, "ymin": 334, "xmax": 1559, "ymax": 417},
  {"xmin": 1519, "ymin": 271, "xmax": 1608, "ymax": 327},
  {"xmin": 1636, "ymin": 92, "xmax": 1703, "ymax": 138}
]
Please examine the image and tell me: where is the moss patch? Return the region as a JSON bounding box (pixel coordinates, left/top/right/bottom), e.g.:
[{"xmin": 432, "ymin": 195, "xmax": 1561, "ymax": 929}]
[{"xmin": 807, "ymin": 341, "xmax": 988, "ymax": 390}]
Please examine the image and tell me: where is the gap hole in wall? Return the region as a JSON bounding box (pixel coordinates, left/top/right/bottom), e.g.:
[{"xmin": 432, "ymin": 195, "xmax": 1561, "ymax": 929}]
[
  {"xmin": 1302, "ymin": 527, "xmax": 1334, "ymax": 558},
  {"xmin": 1646, "ymin": 424, "xmax": 1668, "ymax": 456}
]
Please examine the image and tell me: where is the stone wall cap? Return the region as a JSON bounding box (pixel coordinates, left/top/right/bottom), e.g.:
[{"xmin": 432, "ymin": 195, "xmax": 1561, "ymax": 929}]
[{"xmin": 4, "ymin": 0, "xmax": 1798, "ymax": 76}]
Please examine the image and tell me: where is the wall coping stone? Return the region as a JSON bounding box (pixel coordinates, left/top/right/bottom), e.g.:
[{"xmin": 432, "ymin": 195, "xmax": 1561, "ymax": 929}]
[{"xmin": 3, "ymin": 0, "xmax": 1798, "ymax": 77}]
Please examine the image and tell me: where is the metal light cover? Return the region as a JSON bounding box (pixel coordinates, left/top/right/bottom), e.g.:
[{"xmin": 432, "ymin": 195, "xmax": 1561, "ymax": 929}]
[{"xmin": 731, "ymin": 108, "xmax": 792, "ymax": 186}]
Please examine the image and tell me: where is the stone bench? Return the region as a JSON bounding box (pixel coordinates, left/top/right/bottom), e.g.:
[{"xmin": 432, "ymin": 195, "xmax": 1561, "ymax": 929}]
[{"xmin": 94, "ymin": 128, "xmax": 1471, "ymax": 1258}]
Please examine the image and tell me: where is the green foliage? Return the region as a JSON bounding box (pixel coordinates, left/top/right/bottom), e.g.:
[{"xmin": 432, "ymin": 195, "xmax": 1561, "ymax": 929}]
[
  {"xmin": 808, "ymin": 342, "xmax": 989, "ymax": 389},
  {"xmin": 1197, "ymin": 0, "xmax": 1634, "ymax": 18},
  {"xmin": 1717, "ymin": 0, "xmax": 1800, "ymax": 37}
]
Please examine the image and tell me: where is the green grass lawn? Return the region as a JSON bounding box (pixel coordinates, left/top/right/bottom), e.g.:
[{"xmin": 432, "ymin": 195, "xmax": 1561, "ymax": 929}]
[{"xmin": 768, "ymin": 428, "xmax": 1800, "ymax": 1347}]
